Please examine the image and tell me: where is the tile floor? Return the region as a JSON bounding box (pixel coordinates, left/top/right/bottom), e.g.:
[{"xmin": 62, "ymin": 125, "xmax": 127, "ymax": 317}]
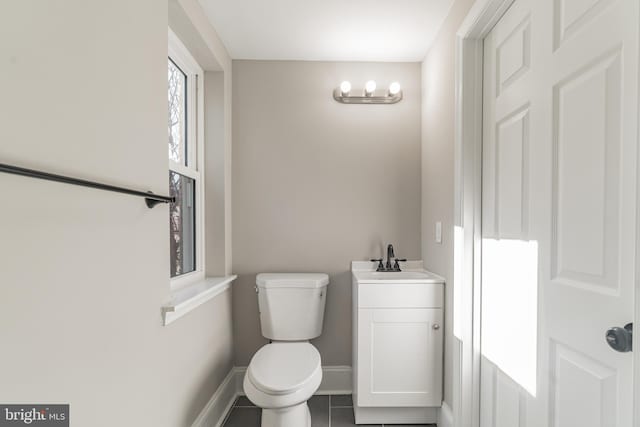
[{"xmin": 222, "ymin": 395, "xmax": 435, "ymax": 427}]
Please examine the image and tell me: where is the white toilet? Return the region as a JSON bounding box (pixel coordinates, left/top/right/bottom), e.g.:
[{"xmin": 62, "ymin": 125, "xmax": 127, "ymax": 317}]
[{"xmin": 243, "ymin": 273, "xmax": 329, "ymax": 427}]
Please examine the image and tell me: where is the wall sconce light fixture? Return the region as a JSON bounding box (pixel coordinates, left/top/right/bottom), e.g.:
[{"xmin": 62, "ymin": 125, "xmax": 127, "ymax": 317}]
[{"xmin": 333, "ymin": 80, "xmax": 403, "ymax": 104}]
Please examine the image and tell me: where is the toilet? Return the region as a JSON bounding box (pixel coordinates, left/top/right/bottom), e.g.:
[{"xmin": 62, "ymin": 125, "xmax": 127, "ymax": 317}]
[{"xmin": 243, "ymin": 273, "xmax": 329, "ymax": 427}]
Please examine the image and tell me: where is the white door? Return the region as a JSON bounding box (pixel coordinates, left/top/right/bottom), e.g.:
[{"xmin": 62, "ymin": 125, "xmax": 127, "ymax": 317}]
[{"xmin": 481, "ymin": 0, "xmax": 638, "ymax": 425}]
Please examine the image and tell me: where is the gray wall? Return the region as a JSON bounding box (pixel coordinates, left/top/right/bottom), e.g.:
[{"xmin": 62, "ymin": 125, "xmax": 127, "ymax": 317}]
[
  {"xmin": 421, "ymin": 0, "xmax": 477, "ymax": 407},
  {"xmin": 232, "ymin": 60, "xmax": 422, "ymax": 366},
  {"xmin": 0, "ymin": 1, "xmax": 233, "ymax": 425}
]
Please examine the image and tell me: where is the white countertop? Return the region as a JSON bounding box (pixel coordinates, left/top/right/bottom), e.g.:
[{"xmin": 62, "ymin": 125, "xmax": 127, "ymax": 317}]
[{"xmin": 351, "ymin": 260, "xmax": 445, "ymax": 284}]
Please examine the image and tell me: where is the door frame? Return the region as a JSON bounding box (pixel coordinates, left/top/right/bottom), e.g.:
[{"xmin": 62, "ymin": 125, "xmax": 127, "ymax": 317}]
[
  {"xmin": 635, "ymin": 2, "xmax": 640, "ymax": 422},
  {"xmin": 453, "ymin": 2, "xmax": 514, "ymax": 426},
  {"xmin": 453, "ymin": 0, "xmax": 640, "ymax": 426}
]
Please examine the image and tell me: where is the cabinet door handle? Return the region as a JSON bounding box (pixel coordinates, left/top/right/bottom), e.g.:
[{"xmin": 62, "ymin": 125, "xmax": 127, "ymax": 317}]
[{"xmin": 433, "ymin": 324, "xmax": 440, "ymax": 330}]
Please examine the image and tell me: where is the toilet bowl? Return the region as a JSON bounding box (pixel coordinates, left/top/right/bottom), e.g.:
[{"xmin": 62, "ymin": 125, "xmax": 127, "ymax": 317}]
[
  {"xmin": 244, "ymin": 342, "xmax": 322, "ymax": 427},
  {"xmin": 243, "ymin": 273, "xmax": 329, "ymax": 427}
]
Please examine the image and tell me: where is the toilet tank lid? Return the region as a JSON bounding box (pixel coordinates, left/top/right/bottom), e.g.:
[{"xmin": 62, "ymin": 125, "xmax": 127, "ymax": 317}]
[{"xmin": 256, "ymin": 273, "xmax": 329, "ymax": 289}]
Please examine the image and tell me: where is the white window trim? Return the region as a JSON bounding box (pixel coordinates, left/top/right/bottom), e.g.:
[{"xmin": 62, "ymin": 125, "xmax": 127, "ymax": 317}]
[
  {"xmin": 162, "ymin": 275, "xmax": 237, "ymax": 325},
  {"xmin": 163, "ymin": 29, "xmax": 236, "ymax": 326},
  {"xmin": 168, "ymin": 29, "xmax": 206, "ymax": 290}
]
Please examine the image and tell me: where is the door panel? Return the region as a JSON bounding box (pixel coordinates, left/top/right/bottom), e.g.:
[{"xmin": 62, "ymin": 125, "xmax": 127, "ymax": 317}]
[
  {"xmin": 549, "ymin": 341, "xmax": 617, "ymax": 427},
  {"xmin": 481, "ymin": 0, "xmax": 638, "ymax": 425},
  {"xmin": 496, "ymin": 105, "xmax": 530, "ymax": 238},
  {"xmin": 553, "ymin": 0, "xmax": 617, "ymax": 50},
  {"xmin": 495, "ymin": 370, "xmax": 525, "ymax": 427},
  {"xmin": 496, "ymin": 17, "xmax": 531, "ymax": 95},
  {"xmin": 552, "ymin": 50, "xmax": 621, "ymax": 291}
]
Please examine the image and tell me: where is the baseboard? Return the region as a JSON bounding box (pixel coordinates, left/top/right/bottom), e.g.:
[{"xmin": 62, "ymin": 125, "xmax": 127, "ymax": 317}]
[
  {"xmin": 191, "ymin": 368, "xmax": 237, "ymax": 427},
  {"xmin": 234, "ymin": 365, "xmax": 353, "ymax": 396},
  {"xmin": 192, "ymin": 365, "xmax": 353, "ymax": 427},
  {"xmin": 438, "ymin": 401, "xmax": 453, "ymax": 427},
  {"xmin": 232, "ymin": 366, "xmax": 245, "ymax": 394},
  {"xmin": 354, "ymin": 406, "xmax": 437, "ymax": 424},
  {"xmin": 194, "ymin": 365, "xmax": 450, "ymax": 426},
  {"xmin": 316, "ymin": 365, "xmax": 353, "ymax": 395}
]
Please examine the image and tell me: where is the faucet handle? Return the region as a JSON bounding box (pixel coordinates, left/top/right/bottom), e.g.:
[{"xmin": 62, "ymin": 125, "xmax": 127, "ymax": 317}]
[
  {"xmin": 370, "ymin": 259, "xmax": 384, "ymax": 271},
  {"xmin": 393, "ymin": 258, "xmax": 407, "ymax": 271}
]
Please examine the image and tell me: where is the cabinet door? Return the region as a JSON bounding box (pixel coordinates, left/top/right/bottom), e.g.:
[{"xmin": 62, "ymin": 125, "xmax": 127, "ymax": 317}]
[{"xmin": 357, "ymin": 308, "xmax": 443, "ymax": 407}]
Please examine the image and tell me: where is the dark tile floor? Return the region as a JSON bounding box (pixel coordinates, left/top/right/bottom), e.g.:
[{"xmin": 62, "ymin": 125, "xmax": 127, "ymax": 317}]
[{"xmin": 222, "ymin": 395, "xmax": 435, "ymax": 427}]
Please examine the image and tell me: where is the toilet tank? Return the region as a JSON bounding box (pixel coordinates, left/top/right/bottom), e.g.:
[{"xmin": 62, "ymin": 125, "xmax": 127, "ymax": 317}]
[{"xmin": 256, "ymin": 273, "xmax": 329, "ymax": 340}]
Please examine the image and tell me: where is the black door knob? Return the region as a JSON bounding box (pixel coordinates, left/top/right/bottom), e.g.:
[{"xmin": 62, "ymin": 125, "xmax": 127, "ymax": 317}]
[{"xmin": 605, "ymin": 323, "xmax": 632, "ymax": 352}]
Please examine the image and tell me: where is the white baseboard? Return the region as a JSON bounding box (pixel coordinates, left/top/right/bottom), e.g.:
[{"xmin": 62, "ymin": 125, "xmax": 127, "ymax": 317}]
[
  {"xmin": 234, "ymin": 365, "xmax": 353, "ymax": 396},
  {"xmin": 316, "ymin": 365, "xmax": 353, "ymax": 395},
  {"xmin": 192, "ymin": 365, "xmax": 353, "ymax": 427},
  {"xmin": 191, "ymin": 368, "xmax": 237, "ymax": 427},
  {"xmin": 354, "ymin": 406, "xmax": 437, "ymax": 424},
  {"xmin": 438, "ymin": 401, "xmax": 453, "ymax": 427}
]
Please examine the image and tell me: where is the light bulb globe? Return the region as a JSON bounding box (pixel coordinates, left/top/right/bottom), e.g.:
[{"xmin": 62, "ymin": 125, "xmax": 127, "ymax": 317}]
[
  {"xmin": 340, "ymin": 81, "xmax": 351, "ymax": 95},
  {"xmin": 365, "ymin": 80, "xmax": 377, "ymax": 96},
  {"xmin": 389, "ymin": 82, "xmax": 401, "ymax": 95}
]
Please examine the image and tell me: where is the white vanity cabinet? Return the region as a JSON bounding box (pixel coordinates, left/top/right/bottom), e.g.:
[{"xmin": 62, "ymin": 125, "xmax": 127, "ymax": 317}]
[{"xmin": 351, "ymin": 261, "xmax": 444, "ymax": 425}]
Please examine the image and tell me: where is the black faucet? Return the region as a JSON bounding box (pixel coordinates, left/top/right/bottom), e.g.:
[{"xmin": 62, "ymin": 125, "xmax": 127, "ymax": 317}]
[
  {"xmin": 386, "ymin": 244, "xmax": 395, "ymax": 271},
  {"xmin": 371, "ymin": 244, "xmax": 407, "ymax": 272}
]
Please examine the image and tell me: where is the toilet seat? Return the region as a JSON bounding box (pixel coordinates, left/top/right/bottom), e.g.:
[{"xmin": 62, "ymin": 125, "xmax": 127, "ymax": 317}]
[
  {"xmin": 248, "ymin": 342, "xmax": 321, "ymax": 395},
  {"xmin": 244, "ymin": 342, "xmax": 322, "ymax": 410}
]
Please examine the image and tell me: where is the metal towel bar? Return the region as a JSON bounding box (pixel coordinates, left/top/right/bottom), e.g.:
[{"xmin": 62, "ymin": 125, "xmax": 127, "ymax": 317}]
[{"xmin": 0, "ymin": 162, "xmax": 174, "ymax": 208}]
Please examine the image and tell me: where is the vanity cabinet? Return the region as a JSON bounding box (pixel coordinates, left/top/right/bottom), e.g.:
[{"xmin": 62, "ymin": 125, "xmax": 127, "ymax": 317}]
[{"xmin": 351, "ymin": 262, "xmax": 444, "ymax": 425}]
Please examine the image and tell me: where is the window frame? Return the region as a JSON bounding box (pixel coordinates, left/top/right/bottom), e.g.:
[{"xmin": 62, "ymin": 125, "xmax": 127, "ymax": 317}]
[{"xmin": 168, "ymin": 29, "xmax": 205, "ymax": 289}]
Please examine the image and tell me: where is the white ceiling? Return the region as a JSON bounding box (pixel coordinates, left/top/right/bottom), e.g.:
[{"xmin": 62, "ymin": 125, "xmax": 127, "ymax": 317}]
[{"xmin": 197, "ymin": 0, "xmax": 455, "ymax": 62}]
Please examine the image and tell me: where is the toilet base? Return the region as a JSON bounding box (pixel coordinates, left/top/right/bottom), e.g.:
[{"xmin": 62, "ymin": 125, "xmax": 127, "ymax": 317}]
[{"xmin": 261, "ymin": 402, "xmax": 311, "ymax": 427}]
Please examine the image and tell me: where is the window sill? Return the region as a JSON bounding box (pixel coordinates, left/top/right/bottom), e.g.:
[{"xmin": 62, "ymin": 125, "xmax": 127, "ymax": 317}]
[{"xmin": 162, "ymin": 275, "xmax": 237, "ymax": 326}]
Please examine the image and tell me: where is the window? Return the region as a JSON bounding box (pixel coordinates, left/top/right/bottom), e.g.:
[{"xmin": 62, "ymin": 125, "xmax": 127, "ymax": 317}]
[
  {"xmin": 168, "ymin": 30, "xmax": 204, "ymax": 284},
  {"xmin": 169, "ymin": 170, "xmax": 195, "ymax": 276}
]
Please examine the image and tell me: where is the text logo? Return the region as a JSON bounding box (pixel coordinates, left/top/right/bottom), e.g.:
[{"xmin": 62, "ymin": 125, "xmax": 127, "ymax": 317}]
[{"xmin": 0, "ymin": 405, "xmax": 68, "ymax": 426}]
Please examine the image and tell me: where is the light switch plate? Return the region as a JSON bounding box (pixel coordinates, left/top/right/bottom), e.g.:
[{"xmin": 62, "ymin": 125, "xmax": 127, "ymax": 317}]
[{"xmin": 435, "ymin": 222, "xmax": 442, "ymax": 244}]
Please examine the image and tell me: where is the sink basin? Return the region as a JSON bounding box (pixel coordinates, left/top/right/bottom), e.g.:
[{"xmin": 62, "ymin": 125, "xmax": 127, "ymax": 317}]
[{"xmin": 353, "ymin": 270, "xmax": 444, "ymax": 284}]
